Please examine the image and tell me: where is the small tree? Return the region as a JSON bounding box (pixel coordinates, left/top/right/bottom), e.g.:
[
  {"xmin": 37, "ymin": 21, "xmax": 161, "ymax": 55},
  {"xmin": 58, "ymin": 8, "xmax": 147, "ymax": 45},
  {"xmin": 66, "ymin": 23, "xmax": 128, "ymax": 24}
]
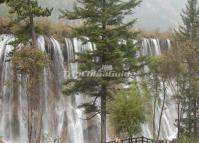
[
  {"xmin": 110, "ymin": 84, "xmax": 148, "ymax": 138},
  {"xmin": 148, "ymin": 55, "xmax": 174, "ymax": 141},
  {"xmin": 162, "ymin": 47, "xmax": 187, "ymax": 139},
  {"xmin": 11, "ymin": 48, "xmax": 49, "ymax": 143},
  {"xmin": 146, "ymin": 63, "xmax": 160, "ymax": 139}
]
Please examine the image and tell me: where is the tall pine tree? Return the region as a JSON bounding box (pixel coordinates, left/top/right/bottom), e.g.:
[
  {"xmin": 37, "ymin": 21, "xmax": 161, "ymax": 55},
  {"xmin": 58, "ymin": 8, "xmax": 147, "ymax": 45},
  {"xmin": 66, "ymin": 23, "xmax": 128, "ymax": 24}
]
[
  {"xmin": 175, "ymin": 0, "xmax": 199, "ymax": 138},
  {"xmin": 61, "ymin": 0, "xmax": 144, "ymax": 142},
  {"xmin": 176, "ymin": 0, "xmax": 199, "ymax": 42}
]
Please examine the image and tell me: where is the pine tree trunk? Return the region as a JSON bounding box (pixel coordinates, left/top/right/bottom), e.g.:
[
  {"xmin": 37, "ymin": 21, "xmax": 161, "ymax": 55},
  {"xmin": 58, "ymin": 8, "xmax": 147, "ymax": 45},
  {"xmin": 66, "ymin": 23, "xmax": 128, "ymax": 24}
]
[
  {"xmin": 187, "ymin": 67, "xmax": 192, "ymax": 137},
  {"xmin": 12, "ymin": 68, "xmax": 19, "ymax": 138},
  {"xmin": 30, "ymin": 15, "xmax": 37, "ymax": 48},
  {"xmin": 28, "ymin": 76, "xmax": 34, "ymax": 143},
  {"xmin": 153, "ymin": 80, "xmax": 158, "ymax": 139},
  {"xmin": 101, "ymin": 0, "xmax": 107, "ymax": 142},
  {"xmin": 176, "ymin": 77, "xmax": 183, "ymax": 139},
  {"xmin": 101, "ymin": 85, "xmax": 106, "ymax": 143},
  {"xmin": 27, "ymin": 0, "xmax": 37, "ymax": 48},
  {"xmin": 157, "ymin": 80, "xmax": 166, "ymax": 141}
]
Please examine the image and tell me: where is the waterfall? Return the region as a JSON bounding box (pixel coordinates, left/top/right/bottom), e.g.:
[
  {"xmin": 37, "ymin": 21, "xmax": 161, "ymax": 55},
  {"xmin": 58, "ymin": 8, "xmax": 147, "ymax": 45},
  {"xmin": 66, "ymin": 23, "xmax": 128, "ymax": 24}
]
[
  {"xmin": 141, "ymin": 38, "xmax": 177, "ymax": 140},
  {"xmin": 0, "ymin": 35, "xmax": 177, "ymax": 143}
]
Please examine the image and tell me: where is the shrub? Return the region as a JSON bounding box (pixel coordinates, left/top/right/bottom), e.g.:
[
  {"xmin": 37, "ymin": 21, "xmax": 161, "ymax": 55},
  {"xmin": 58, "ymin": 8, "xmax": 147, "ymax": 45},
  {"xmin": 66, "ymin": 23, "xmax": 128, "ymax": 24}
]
[
  {"xmin": 110, "ymin": 84, "xmax": 149, "ymax": 137},
  {"xmin": 11, "ymin": 48, "xmax": 49, "ymax": 75}
]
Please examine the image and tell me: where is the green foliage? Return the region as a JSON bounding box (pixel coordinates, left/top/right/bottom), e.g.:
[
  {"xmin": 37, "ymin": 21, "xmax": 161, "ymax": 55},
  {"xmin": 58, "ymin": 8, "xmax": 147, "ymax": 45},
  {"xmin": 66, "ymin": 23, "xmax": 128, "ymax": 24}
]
[
  {"xmin": 175, "ymin": 0, "xmax": 199, "ymax": 42},
  {"xmin": 11, "ymin": 48, "xmax": 49, "ymax": 75},
  {"xmin": 148, "ymin": 52, "xmax": 185, "ymax": 80},
  {"xmin": 8, "ymin": 0, "xmax": 52, "ymax": 17},
  {"xmin": 110, "ymin": 85, "xmax": 148, "ymax": 137},
  {"xmin": 149, "ymin": 55, "xmax": 172, "ymax": 80},
  {"xmin": 61, "ymin": 0, "xmax": 144, "ymax": 74},
  {"xmin": 5, "ymin": 0, "xmax": 52, "ymax": 46},
  {"xmin": 61, "ymin": 0, "xmax": 145, "ymax": 108}
]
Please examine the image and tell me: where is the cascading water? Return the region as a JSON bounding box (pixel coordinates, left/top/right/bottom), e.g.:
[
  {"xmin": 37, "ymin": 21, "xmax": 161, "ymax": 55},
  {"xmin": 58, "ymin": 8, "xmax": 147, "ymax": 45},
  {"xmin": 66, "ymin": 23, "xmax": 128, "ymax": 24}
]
[
  {"xmin": 0, "ymin": 35, "xmax": 177, "ymax": 143},
  {"xmin": 0, "ymin": 35, "xmax": 88, "ymax": 143},
  {"xmin": 141, "ymin": 38, "xmax": 177, "ymax": 140}
]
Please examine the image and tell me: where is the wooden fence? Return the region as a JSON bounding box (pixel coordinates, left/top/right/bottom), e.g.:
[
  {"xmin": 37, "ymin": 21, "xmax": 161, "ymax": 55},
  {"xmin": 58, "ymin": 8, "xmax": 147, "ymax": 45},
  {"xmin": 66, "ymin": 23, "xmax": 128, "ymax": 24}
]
[{"xmin": 106, "ymin": 136, "xmax": 177, "ymax": 143}]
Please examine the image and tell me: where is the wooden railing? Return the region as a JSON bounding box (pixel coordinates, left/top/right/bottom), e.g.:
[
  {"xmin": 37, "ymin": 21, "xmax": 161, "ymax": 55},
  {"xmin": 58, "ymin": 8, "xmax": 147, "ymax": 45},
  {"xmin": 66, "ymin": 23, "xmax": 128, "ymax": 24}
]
[
  {"xmin": 106, "ymin": 136, "xmax": 152, "ymax": 143},
  {"xmin": 106, "ymin": 136, "xmax": 177, "ymax": 143}
]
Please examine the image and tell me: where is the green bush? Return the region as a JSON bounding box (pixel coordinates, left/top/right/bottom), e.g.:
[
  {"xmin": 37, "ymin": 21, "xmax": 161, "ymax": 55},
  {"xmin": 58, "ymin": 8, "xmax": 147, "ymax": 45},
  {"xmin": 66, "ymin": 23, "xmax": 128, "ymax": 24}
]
[
  {"xmin": 110, "ymin": 84, "xmax": 149, "ymax": 137},
  {"xmin": 11, "ymin": 48, "xmax": 49, "ymax": 75}
]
